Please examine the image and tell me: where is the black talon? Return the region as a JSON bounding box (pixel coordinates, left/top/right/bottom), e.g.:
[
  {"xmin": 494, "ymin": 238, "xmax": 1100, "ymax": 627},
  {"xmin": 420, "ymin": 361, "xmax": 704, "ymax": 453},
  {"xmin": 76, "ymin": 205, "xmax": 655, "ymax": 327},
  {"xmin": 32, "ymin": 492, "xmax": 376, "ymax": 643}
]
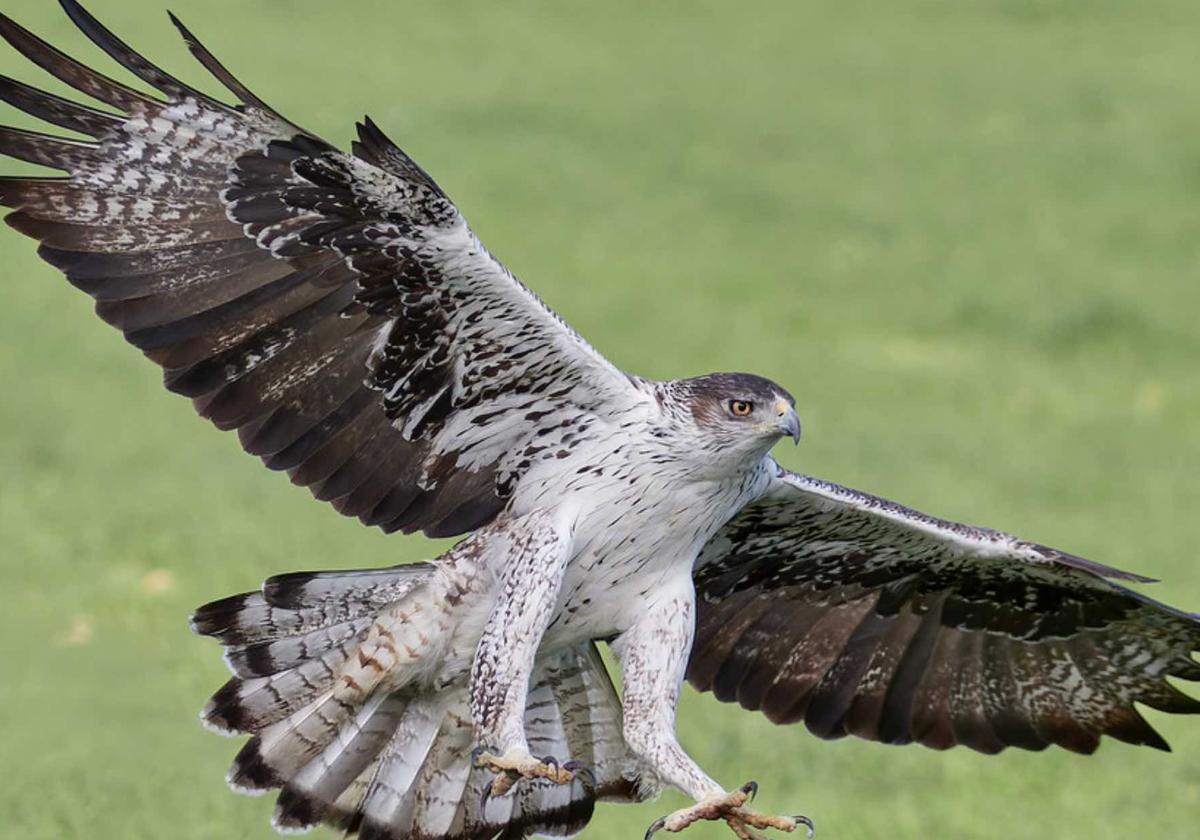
[
  {"xmin": 793, "ymin": 815, "xmax": 815, "ymax": 838},
  {"xmin": 740, "ymin": 780, "xmax": 759, "ymax": 802},
  {"xmin": 480, "ymin": 778, "xmax": 494, "ymax": 811},
  {"xmin": 563, "ymin": 759, "xmax": 597, "ymax": 788},
  {"xmin": 470, "ymin": 746, "xmax": 488, "ymax": 768},
  {"xmin": 644, "ymin": 816, "xmax": 666, "ymax": 840},
  {"xmin": 541, "ymin": 754, "xmax": 559, "ymax": 776}
]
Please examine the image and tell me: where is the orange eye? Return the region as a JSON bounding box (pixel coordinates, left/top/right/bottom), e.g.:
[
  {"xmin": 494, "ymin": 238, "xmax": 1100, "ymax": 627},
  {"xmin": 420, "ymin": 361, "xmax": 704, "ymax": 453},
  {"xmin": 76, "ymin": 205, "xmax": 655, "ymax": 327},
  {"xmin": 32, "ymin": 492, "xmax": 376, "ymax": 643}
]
[{"xmin": 729, "ymin": 400, "xmax": 753, "ymax": 417}]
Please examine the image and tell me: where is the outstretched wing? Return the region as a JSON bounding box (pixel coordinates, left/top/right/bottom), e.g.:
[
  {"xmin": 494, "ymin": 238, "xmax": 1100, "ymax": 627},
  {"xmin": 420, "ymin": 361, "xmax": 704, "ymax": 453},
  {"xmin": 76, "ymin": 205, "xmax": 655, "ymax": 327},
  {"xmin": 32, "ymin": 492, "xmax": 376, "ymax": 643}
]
[
  {"xmin": 689, "ymin": 462, "xmax": 1200, "ymax": 754},
  {"xmin": 0, "ymin": 1, "xmax": 644, "ymax": 538}
]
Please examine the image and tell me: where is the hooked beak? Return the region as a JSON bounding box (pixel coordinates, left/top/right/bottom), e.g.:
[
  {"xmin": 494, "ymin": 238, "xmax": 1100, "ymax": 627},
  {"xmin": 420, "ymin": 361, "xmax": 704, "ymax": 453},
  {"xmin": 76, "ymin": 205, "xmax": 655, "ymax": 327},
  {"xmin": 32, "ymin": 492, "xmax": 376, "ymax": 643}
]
[{"xmin": 775, "ymin": 402, "xmax": 801, "ymax": 444}]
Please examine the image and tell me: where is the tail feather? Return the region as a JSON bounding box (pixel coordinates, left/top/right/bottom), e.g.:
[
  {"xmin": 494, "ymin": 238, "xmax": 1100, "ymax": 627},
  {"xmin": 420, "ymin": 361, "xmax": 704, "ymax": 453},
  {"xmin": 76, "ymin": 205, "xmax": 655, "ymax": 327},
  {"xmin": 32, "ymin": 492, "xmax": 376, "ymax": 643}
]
[
  {"xmin": 196, "ymin": 564, "xmax": 439, "ymax": 735},
  {"xmin": 350, "ymin": 648, "xmax": 635, "ymax": 840},
  {"xmin": 356, "ymin": 698, "xmax": 447, "ymax": 838},
  {"xmin": 234, "ymin": 690, "xmax": 359, "ymax": 792},
  {"xmin": 327, "ymin": 749, "xmax": 387, "ymax": 834},
  {"xmin": 194, "ymin": 559, "xmax": 640, "ymax": 839},
  {"xmin": 224, "ymin": 615, "xmax": 375, "ymax": 679},
  {"xmin": 192, "ymin": 590, "xmax": 362, "ymax": 646},
  {"xmin": 520, "ymin": 678, "xmax": 590, "ymax": 829},
  {"xmin": 226, "ymin": 736, "xmax": 281, "ymax": 795},
  {"xmin": 203, "ymin": 646, "xmax": 354, "ymax": 735},
  {"xmin": 410, "ymin": 710, "xmax": 475, "ymax": 837},
  {"xmin": 549, "ymin": 642, "xmax": 629, "ymax": 796},
  {"xmin": 273, "ymin": 692, "xmax": 410, "ymax": 832},
  {"xmin": 195, "ymin": 563, "xmax": 433, "ymax": 682},
  {"xmin": 263, "ymin": 562, "xmax": 432, "ymax": 610}
]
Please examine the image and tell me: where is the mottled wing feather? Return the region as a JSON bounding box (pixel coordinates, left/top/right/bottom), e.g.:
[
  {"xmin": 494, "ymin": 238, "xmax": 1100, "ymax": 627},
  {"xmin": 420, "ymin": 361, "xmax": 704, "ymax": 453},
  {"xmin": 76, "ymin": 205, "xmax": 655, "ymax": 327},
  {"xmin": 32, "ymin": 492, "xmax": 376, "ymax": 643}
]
[
  {"xmin": 0, "ymin": 2, "xmax": 642, "ymax": 538},
  {"xmin": 689, "ymin": 462, "xmax": 1200, "ymax": 754}
]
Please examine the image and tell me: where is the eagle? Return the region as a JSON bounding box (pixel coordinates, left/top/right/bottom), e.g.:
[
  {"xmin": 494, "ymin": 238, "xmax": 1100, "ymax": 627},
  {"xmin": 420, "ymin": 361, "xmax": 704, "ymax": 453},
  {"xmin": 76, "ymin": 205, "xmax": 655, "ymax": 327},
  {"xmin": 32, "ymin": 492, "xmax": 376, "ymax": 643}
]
[{"xmin": 2, "ymin": 4, "xmax": 1198, "ymax": 840}]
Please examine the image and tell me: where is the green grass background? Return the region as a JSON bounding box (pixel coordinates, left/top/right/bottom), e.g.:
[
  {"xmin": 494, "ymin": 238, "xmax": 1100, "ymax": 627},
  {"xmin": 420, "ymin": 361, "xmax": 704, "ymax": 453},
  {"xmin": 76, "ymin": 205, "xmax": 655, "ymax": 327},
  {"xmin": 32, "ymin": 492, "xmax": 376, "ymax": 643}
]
[{"xmin": 2, "ymin": 1, "xmax": 1200, "ymax": 838}]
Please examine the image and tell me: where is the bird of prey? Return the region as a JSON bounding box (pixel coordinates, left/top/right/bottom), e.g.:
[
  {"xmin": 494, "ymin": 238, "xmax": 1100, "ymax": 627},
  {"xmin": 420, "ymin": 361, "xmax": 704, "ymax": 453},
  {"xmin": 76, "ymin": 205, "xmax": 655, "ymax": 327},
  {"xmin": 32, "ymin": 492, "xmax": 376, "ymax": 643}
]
[{"xmin": 2, "ymin": 3, "xmax": 1198, "ymax": 840}]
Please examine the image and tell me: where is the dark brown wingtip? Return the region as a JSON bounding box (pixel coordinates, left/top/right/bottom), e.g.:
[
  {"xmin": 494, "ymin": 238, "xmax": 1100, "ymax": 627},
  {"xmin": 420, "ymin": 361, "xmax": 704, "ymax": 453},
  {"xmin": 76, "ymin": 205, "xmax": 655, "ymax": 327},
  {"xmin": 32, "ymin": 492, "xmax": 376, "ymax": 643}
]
[
  {"xmin": 0, "ymin": 73, "xmax": 120, "ymax": 136},
  {"xmin": 0, "ymin": 7, "xmax": 151, "ymax": 112},
  {"xmin": 1048, "ymin": 547, "xmax": 1159, "ymax": 584},
  {"xmin": 1100, "ymin": 706, "xmax": 1172, "ymax": 752},
  {"xmin": 165, "ymin": 8, "xmax": 274, "ymax": 113},
  {"xmin": 58, "ymin": 0, "xmax": 212, "ymax": 104},
  {"xmin": 351, "ymin": 113, "xmax": 448, "ymax": 199}
]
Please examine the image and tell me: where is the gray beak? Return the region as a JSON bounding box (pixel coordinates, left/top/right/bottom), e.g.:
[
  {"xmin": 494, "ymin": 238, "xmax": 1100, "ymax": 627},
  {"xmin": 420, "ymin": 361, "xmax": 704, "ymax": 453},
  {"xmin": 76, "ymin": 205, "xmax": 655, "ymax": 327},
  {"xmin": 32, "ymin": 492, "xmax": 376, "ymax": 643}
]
[{"xmin": 776, "ymin": 406, "xmax": 801, "ymax": 444}]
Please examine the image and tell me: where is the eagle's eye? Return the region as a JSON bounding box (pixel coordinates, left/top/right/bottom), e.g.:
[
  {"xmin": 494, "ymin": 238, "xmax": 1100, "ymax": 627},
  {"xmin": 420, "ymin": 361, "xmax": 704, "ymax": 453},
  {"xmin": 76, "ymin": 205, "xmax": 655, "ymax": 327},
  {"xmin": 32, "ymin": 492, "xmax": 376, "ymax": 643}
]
[{"xmin": 729, "ymin": 399, "xmax": 754, "ymax": 417}]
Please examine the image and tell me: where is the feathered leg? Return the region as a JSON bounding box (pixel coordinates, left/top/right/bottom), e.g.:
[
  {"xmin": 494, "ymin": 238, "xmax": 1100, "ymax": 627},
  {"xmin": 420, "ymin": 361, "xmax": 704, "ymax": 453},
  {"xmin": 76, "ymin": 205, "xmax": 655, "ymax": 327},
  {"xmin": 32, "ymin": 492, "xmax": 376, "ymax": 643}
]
[
  {"xmin": 469, "ymin": 508, "xmax": 585, "ymax": 798},
  {"xmin": 615, "ymin": 576, "xmax": 812, "ymax": 840}
]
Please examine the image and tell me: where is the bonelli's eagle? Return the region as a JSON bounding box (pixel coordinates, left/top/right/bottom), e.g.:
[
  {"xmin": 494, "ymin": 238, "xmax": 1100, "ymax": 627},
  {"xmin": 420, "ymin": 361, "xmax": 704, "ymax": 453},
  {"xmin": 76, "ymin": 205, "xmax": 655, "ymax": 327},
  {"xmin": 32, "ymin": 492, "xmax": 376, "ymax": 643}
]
[{"xmin": 2, "ymin": 4, "xmax": 1198, "ymax": 839}]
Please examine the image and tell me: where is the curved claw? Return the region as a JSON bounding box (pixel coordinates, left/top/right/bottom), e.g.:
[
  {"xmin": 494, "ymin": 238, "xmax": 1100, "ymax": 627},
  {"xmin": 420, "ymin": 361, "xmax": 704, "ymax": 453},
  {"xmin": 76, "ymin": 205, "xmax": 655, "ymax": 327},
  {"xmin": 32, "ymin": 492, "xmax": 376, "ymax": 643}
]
[
  {"xmin": 793, "ymin": 815, "xmax": 815, "ymax": 838},
  {"xmin": 469, "ymin": 746, "xmax": 488, "ymax": 768},
  {"xmin": 541, "ymin": 754, "xmax": 559, "ymax": 777},
  {"xmin": 479, "ymin": 771, "xmax": 515, "ymax": 811},
  {"xmin": 645, "ymin": 783, "xmax": 803, "ymax": 839},
  {"xmin": 644, "ymin": 816, "xmax": 667, "ymax": 840},
  {"xmin": 563, "ymin": 759, "xmax": 597, "ymax": 789}
]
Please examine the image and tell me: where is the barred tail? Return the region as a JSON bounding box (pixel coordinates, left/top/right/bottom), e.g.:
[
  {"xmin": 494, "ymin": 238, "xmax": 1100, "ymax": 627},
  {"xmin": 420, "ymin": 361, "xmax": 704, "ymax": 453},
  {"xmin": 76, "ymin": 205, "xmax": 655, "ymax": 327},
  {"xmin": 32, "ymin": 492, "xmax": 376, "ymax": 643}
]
[{"xmin": 192, "ymin": 565, "xmax": 641, "ymax": 839}]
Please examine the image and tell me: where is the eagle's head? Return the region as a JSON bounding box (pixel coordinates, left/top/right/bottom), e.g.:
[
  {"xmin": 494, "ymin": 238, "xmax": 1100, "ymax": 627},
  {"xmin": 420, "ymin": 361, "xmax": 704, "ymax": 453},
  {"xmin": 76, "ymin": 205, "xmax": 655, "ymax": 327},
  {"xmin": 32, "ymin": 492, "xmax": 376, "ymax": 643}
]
[{"xmin": 674, "ymin": 372, "xmax": 800, "ymax": 468}]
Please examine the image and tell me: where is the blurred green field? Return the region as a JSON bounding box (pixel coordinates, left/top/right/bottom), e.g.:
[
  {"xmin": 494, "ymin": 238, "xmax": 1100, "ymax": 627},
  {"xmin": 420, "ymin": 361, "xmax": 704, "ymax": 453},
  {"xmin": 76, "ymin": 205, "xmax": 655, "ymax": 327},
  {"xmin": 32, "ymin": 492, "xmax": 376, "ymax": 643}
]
[{"xmin": 3, "ymin": 1, "xmax": 1200, "ymax": 838}]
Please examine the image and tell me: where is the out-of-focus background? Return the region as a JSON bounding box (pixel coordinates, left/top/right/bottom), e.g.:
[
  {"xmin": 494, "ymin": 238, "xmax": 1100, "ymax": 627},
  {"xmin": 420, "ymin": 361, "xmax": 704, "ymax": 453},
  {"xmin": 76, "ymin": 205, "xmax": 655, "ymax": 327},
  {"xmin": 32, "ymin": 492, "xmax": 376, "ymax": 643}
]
[{"xmin": 2, "ymin": 1, "xmax": 1199, "ymax": 838}]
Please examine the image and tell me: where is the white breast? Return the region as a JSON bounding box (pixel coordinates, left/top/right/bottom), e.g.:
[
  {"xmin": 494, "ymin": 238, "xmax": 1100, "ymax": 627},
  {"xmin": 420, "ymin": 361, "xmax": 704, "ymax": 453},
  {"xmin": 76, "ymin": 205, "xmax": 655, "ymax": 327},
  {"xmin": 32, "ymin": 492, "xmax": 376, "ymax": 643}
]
[{"xmin": 526, "ymin": 445, "xmax": 774, "ymax": 646}]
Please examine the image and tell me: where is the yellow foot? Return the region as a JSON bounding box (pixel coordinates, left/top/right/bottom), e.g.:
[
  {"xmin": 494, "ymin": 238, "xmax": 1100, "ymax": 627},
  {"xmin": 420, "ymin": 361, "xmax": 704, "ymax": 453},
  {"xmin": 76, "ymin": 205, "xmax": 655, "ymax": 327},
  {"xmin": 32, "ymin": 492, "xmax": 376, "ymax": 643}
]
[
  {"xmin": 471, "ymin": 747, "xmax": 595, "ymax": 802},
  {"xmin": 645, "ymin": 782, "xmax": 814, "ymax": 840}
]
